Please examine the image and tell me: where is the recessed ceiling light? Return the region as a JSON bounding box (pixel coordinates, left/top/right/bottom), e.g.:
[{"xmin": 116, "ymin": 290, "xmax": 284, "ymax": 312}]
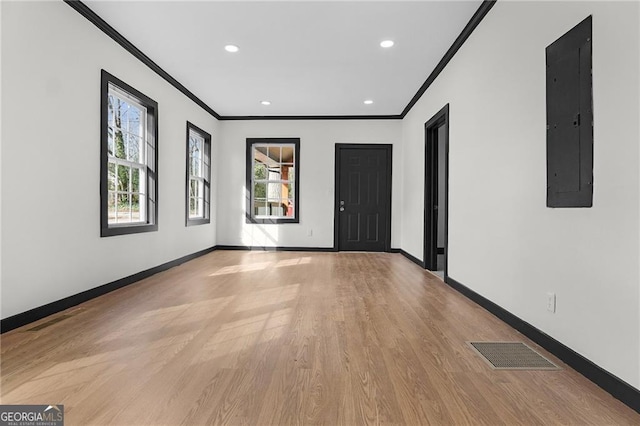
[
  {"xmin": 364, "ymin": 100, "xmax": 374, "ymax": 105},
  {"xmin": 380, "ymin": 40, "xmax": 394, "ymax": 48},
  {"xmin": 224, "ymin": 44, "xmax": 239, "ymax": 53},
  {"xmin": 261, "ymin": 101, "xmax": 271, "ymax": 106}
]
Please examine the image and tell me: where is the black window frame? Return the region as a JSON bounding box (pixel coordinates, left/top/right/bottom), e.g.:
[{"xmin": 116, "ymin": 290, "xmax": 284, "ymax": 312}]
[
  {"xmin": 100, "ymin": 69, "xmax": 159, "ymax": 237},
  {"xmin": 246, "ymin": 138, "xmax": 300, "ymax": 224},
  {"xmin": 185, "ymin": 121, "xmax": 212, "ymax": 226}
]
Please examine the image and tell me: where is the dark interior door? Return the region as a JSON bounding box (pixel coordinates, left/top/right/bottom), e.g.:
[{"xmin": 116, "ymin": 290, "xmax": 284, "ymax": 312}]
[
  {"xmin": 424, "ymin": 104, "xmax": 449, "ymax": 274},
  {"xmin": 336, "ymin": 145, "xmax": 391, "ymax": 252},
  {"xmin": 424, "ymin": 128, "xmax": 439, "ymax": 270}
]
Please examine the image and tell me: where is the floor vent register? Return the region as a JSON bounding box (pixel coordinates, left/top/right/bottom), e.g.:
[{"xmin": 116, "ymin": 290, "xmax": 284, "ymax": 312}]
[{"xmin": 468, "ymin": 341, "xmax": 561, "ymax": 370}]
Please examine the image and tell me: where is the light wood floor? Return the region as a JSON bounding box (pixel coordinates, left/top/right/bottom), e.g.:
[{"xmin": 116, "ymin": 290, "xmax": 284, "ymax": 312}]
[{"xmin": 2, "ymin": 251, "xmax": 639, "ymax": 425}]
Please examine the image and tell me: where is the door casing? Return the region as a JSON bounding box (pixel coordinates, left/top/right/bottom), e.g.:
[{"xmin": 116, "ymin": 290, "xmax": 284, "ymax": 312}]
[{"xmin": 424, "ymin": 104, "xmax": 449, "ymax": 274}]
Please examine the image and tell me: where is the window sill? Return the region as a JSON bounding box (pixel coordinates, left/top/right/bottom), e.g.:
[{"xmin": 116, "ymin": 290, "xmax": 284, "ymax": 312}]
[
  {"xmin": 101, "ymin": 223, "xmax": 158, "ymax": 237},
  {"xmin": 186, "ymin": 218, "xmax": 211, "ymax": 227},
  {"xmin": 246, "ymin": 216, "xmax": 299, "ymax": 224}
]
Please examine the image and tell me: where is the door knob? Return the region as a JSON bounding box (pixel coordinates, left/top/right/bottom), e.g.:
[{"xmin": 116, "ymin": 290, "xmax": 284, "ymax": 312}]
[{"xmin": 340, "ymin": 207, "xmax": 345, "ymax": 212}]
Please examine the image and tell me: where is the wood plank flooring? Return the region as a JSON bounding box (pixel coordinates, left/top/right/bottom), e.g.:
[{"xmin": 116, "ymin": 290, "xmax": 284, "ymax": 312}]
[{"xmin": 1, "ymin": 250, "xmax": 639, "ymax": 425}]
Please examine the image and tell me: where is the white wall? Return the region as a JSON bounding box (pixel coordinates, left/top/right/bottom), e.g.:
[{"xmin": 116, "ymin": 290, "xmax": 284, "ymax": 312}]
[
  {"xmin": 402, "ymin": 1, "xmax": 640, "ymax": 389},
  {"xmin": 217, "ymin": 120, "xmax": 402, "ymax": 248},
  {"xmin": 1, "ymin": 1, "xmax": 218, "ymax": 319}
]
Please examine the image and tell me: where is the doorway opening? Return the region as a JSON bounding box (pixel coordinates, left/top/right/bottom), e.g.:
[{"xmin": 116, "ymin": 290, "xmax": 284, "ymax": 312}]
[
  {"xmin": 334, "ymin": 144, "xmax": 392, "ymax": 252},
  {"xmin": 424, "ymin": 105, "xmax": 449, "ymax": 277}
]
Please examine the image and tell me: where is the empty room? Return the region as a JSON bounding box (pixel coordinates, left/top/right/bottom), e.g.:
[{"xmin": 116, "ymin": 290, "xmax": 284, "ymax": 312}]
[{"xmin": 1, "ymin": 0, "xmax": 639, "ymax": 424}]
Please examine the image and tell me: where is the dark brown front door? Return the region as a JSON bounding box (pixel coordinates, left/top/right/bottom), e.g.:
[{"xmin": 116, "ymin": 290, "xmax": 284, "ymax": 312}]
[{"xmin": 335, "ymin": 144, "xmax": 391, "ymax": 252}]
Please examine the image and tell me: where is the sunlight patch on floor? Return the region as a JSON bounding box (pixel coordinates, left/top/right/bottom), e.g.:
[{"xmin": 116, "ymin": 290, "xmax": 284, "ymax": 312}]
[
  {"xmin": 194, "ymin": 308, "xmax": 292, "ymax": 364},
  {"xmin": 233, "ymin": 284, "xmax": 300, "ymax": 313},
  {"xmin": 210, "ymin": 261, "xmax": 272, "ymax": 276},
  {"xmin": 275, "ymin": 257, "xmax": 311, "ymax": 267}
]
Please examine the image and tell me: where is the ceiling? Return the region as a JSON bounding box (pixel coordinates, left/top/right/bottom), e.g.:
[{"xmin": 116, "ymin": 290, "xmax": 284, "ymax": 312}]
[{"xmin": 83, "ymin": 1, "xmax": 484, "ymax": 117}]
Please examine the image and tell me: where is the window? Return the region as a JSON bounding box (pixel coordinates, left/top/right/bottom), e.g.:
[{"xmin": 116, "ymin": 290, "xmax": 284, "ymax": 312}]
[
  {"xmin": 186, "ymin": 122, "xmax": 211, "ymax": 226},
  {"xmin": 101, "ymin": 70, "xmax": 158, "ymax": 237},
  {"xmin": 246, "ymin": 138, "xmax": 300, "ymax": 224}
]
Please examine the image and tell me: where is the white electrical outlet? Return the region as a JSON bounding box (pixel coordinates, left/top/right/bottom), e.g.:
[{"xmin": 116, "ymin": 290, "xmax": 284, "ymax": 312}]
[
  {"xmin": 546, "ymin": 292, "xmax": 556, "ymax": 313},
  {"xmin": 307, "ymin": 228, "xmax": 313, "ymax": 237}
]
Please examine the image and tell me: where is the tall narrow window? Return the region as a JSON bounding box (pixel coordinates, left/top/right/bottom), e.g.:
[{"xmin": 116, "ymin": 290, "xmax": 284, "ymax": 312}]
[
  {"xmin": 101, "ymin": 70, "xmax": 158, "ymax": 237},
  {"xmin": 246, "ymin": 138, "xmax": 300, "ymax": 224},
  {"xmin": 186, "ymin": 122, "xmax": 211, "ymax": 226}
]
